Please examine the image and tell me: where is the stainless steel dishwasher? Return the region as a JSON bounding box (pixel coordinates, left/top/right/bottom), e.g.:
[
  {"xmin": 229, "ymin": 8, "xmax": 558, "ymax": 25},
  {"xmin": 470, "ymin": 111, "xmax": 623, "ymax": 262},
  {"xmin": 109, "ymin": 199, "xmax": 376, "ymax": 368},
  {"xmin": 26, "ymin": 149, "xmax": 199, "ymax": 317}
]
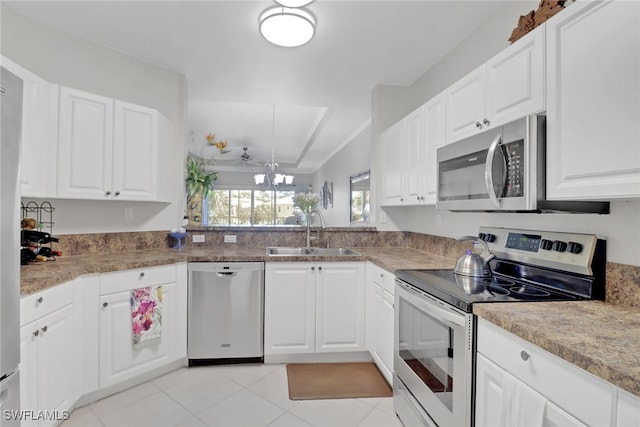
[{"xmin": 188, "ymin": 262, "xmax": 264, "ymax": 365}]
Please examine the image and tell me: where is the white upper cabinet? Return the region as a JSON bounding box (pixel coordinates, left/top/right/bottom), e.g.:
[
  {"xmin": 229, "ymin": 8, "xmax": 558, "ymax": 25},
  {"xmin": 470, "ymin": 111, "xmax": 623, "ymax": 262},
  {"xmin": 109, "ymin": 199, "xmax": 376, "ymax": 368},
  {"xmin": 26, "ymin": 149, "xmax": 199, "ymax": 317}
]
[
  {"xmin": 546, "ymin": 0, "xmax": 640, "ymax": 200},
  {"xmin": 423, "ymin": 92, "xmax": 446, "ymax": 204},
  {"xmin": 1, "ymin": 57, "xmax": 58, "ymax": 198},
  {"xmin": 57, "ymin": 86, "xmax": 168, "ymax": 201},
  {"xmin": 446, "ymin": 26, "xmax": 545, "ymax": 143},
  {"xmin": 381, "ymin": 120, "xmax": 405, "ymax": 205},
  {"xmin": 57, "ymin": 87, "xmax": 114, "ymax": 200},
  {"xmin": 113, "ymin": 101, "xmax": 159, "ymax": 201}
]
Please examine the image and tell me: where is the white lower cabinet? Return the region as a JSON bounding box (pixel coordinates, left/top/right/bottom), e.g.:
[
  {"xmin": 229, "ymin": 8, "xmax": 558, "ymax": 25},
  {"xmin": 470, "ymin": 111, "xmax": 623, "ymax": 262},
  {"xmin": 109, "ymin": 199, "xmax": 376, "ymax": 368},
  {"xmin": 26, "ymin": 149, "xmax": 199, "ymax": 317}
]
[
  {"xmin": 476, "ymin": 318, "xmax": 616, "ymax": 427},
  {"xmin": 98, "ymin": 264, "xmax": 187, "ymax": 389},
  {"xmin": 264, "ymin": 262, "xmax": 365, "ymax": 356},
  {"xmin": 617, "ymin": 389, "xmax": 640, "ymax": 427},
  {"xmin": 364, "ymin": 262, "xmax": 395, "ymax": 384},
  {"xmin": 20, "ymin": 281, "xmax": 76, "ymax": 427}
]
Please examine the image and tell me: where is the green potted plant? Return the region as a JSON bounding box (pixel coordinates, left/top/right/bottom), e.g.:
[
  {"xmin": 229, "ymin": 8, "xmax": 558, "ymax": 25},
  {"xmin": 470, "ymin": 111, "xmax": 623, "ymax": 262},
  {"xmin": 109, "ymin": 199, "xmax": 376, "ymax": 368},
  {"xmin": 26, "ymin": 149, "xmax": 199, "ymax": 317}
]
[{"xmin": 185, "ymin": 156, "xmax": 217, "ymax": 226}]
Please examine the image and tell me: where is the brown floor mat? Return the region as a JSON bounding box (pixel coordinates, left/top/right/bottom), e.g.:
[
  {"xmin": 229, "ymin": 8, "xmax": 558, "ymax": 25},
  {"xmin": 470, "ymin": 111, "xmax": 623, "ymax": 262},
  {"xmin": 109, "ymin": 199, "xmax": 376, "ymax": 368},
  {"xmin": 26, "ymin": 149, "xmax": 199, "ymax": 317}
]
[{"xmin": 286, "ymin": 362, "xmax": 393, "ymax": 400}]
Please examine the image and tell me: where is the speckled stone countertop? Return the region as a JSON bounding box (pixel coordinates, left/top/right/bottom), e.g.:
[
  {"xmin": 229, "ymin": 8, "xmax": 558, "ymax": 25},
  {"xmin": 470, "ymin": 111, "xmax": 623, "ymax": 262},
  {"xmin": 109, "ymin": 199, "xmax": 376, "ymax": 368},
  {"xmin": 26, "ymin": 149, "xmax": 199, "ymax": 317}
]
[
  {"xmin": 19, "ymin": 246, "xmax": 455, "ymax": 296},
  {"xmin": 474, "ymin": 302, "xmax": 640, "ymax": 398}
]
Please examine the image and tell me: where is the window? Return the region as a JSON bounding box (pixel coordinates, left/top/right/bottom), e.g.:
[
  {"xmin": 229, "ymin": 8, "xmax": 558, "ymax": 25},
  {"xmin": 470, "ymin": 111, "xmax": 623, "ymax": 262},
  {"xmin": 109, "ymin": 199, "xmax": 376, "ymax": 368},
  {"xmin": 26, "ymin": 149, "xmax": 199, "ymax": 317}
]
[{"xmin": 206, "ymin": 189, "xmax": 296, "ymax": 226}]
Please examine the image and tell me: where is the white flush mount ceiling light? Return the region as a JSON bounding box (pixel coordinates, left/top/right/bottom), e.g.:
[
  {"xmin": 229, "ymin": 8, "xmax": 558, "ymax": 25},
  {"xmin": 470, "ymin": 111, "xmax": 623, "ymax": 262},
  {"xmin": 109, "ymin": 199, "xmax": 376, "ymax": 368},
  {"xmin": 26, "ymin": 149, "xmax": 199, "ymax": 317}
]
[
  {"xmin": 259, "ymin": 6, "xmax": 316, "ymax": 47},
  {"xmin": 274, "ymin": 0, "xmax": 314, "ymax": 7}
]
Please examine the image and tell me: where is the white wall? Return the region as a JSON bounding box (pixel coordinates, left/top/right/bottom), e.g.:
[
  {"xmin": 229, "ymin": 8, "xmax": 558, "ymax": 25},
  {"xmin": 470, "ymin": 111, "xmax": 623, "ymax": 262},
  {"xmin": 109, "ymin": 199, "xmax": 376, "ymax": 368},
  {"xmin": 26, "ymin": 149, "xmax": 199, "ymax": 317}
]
[
  {"xmin": 312, "ymin": 123, "xmax": 372, "ymax": 227},
  {"xmin": 2, "ymin": 5, "xmax": 187, "ymax": 234}
]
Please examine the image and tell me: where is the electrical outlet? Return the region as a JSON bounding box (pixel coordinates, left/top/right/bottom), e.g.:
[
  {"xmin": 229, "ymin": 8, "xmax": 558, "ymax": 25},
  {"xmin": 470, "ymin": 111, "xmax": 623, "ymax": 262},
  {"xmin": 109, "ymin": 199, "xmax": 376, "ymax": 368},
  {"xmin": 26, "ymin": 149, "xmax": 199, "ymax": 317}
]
[
  {"xmin": 124, "ymin": 207, "xmax": 134, "ymax": 221},
  {"xmin": 224, "ymin": 235, "xmax": 237, "ymax": 243},
  {"xmin": 192, "ymin": 234, "xmax": 205, "ymax": 243}
]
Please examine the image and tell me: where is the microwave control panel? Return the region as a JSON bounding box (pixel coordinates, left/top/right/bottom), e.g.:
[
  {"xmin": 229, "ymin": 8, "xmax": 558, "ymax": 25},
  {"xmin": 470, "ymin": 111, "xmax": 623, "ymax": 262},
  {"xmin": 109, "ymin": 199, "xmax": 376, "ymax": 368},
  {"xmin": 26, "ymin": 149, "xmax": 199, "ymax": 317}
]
[{"xmin": 503, "ymin": 139, "xmax": 524, "ymax": 198}]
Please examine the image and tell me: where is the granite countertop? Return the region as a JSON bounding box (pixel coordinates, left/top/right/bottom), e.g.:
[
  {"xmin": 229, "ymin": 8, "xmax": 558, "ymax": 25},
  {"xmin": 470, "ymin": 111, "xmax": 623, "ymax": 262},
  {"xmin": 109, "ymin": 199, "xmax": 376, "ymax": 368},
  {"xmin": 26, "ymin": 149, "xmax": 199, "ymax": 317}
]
[
  {"xmin": 20, "ymin": 246, "xmax": 455, "ymax": 296},
  {"xmin": 20, "ymin": 246, "xmax": 639, "ymax": 398},
  {"xmin": 474, "ymin": 302, "xmax": 640, "ymax": 398}
]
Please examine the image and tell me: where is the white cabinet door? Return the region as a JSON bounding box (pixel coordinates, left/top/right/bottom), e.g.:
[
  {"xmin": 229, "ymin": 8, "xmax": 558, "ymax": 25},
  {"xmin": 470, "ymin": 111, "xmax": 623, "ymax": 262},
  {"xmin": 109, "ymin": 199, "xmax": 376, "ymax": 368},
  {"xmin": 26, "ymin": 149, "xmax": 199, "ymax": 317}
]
[
  {"xmin": 57, "ymin": 87, "xmax": 114, "ymax": 199},
  {"xmin": 404, "ymin": 106, "xmax": 426, "ymax": 204},
  {"xmin": 377, "ymin": 289, "xmax": 394, "ymax": 383},
  {"xmin": 445, "ymin": 66, "xmax": 485, "ymax": 143},
  {"xmin": 365, "ymin": 262, "xmax": 394, "ymax": 384},
  {"xmin": 113, "ymin": 101, "xmax": 158, "ymax": 201},
  {"xmin": 485, "ymin": 26, "xmax": 545, "ymax": 129},
  {"xmin": 423, "ymin": 92, "xmax": 446, "ymax": 204},
  {"xmin": 1, "ymin": 57, "xmax": 58, "ymax": 198},
  {"xmin": 546, "ymin": 0, "xmax": 640, "ymax": 200},
  {"xmin": 264, "ymin": 263, "xmax": 315, "ymax": 355},
  {"xmin": 315, "ymin": 262, "xmax": 365, "ymax": 352},
  {"xmin": 381, "ymin": 121, "xmax": 404, "ymax": 205},
  {"xmin": 476, "ymin": 354, "xmax": 586, "ymax": 427},
  {"xmin": 445, "ymin": 26, "xmax": 545, "ymax": 144},
  {"xmin": 617, "ymin": 389, "xmax": 640, "ymax": 427},
  {"xmin": 99, "ymin": 282, "xmax": 176, "ymax": 388},
  {"xmin": 19, "ymin": 305, "xmax": 75, "ymax": 427}
]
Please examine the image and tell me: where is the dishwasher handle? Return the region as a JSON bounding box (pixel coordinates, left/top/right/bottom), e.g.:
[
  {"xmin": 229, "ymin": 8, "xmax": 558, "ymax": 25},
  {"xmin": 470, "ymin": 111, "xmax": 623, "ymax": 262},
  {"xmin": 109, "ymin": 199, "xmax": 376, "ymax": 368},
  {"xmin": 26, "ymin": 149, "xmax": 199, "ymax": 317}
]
[{"xmin": 216, "ymin": 272, "xmax": 238, "ymax": 277}]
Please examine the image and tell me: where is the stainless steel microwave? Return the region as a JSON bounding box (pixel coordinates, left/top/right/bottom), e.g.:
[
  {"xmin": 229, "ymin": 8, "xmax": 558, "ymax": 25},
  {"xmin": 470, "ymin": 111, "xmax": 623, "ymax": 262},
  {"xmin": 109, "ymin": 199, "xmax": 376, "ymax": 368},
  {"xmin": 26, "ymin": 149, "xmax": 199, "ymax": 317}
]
[{"xmin": 436, "ymin": 115, "xmax": 609, "ymax": 213}]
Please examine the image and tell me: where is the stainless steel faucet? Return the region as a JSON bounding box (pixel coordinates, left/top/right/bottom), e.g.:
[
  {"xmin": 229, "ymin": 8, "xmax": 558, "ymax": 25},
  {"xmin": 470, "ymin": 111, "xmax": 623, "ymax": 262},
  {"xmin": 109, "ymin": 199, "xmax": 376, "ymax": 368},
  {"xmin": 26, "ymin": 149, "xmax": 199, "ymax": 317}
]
[{"xmin": 306, "ymin": 209, "xmax": 326, "ymax": 247}]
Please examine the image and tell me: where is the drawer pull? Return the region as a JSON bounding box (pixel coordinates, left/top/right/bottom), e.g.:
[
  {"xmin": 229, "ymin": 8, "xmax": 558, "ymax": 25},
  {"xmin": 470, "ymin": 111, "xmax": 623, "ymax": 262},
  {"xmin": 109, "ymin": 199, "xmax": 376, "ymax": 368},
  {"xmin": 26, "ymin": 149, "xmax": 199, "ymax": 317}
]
[
  {"xmin": 33, "ymin": 330, "xmax": 39, "ymax": 337},
  {"xmin": 36, "ymin": 296, "xmax": 43, "ymax": 304},
  {"xmin": 41, "ymin": 325, "xmax": 48, "ymax": 333},
  {"xmin": 139, "ymin": 272, "xmax": 145, "ymax": 278},
  {"xmin": 520, "ymin": 350, "xmax": 530, "ymax": 361},
  {"xmin": 103, "ymin": 302, "xmax": 109, "ymax": 308}
]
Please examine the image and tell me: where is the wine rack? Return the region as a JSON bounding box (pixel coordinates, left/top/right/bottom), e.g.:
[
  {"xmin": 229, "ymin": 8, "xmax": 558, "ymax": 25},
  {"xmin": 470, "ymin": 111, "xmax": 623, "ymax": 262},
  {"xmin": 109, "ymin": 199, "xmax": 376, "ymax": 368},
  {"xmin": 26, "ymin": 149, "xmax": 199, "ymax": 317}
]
[{"xmin": 21, "ymin": 200, "xmax": 57, "ymax": 260}]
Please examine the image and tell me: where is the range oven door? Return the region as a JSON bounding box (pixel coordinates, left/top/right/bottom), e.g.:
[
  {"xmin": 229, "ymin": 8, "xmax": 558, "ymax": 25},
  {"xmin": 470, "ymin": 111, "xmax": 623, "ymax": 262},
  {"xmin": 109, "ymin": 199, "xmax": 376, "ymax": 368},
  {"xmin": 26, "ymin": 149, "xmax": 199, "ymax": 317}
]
[
  {"xmin": 436, "ymin": 116, "xmax": 541, "ymax": 212},
  {"xmin": 394, "ymin": 279, "xmax": 474, "ymax": 427}
]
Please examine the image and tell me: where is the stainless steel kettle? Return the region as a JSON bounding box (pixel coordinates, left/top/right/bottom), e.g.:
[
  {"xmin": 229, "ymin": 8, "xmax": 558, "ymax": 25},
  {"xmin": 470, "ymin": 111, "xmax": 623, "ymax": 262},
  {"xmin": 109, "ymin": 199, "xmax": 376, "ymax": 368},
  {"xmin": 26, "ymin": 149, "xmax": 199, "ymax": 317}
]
[{"xmin": 454, "ymin": 236, "xmax": 495, "ymax": 278}]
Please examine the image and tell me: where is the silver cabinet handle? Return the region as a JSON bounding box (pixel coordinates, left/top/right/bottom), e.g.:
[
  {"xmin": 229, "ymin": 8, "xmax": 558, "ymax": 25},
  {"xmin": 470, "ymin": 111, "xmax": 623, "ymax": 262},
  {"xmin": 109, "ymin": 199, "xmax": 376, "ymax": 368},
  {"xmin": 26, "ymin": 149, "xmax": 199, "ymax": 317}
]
[
  {"xmin": 483, "ymin": 118, "xmax": 490, "ymax": 126},
  {"xmin": 33, "ymin": 330, "xmax": 39, "ymax": 337},
  {"xmin": 102, "ymin": 302, "xmax": 109, "ymax": 308},
  {"xmin": 475, "ymin": 121, "xmax": 482, "ymax": 129},
  {"xmin": 115, "ymin": 191, "xmax": 120, "ymax": 196},
  {"xmin": 318, "ymin": 266, "xmax": 322, "ymax": 271},
  {"xmin": 520, "ymin": 350, "xmax": 530, "ymax": 361},
  {"xmin": 36, "ymin": 296, "xmax": 43, "ymax": 304},
  {"xmin": 41, "ymin": 325, "xmax": 48, "ymax": 333},
  {"xmin": 139, "ymin": 272, "xmax": 145, "ymax": 278},
  {"xmin": 105, "ymin": 191, "xmax": 112, "ymax": 196},
  {"xmin": 311, "ymin": 266, "xmax": 315, "ymax": 271}
]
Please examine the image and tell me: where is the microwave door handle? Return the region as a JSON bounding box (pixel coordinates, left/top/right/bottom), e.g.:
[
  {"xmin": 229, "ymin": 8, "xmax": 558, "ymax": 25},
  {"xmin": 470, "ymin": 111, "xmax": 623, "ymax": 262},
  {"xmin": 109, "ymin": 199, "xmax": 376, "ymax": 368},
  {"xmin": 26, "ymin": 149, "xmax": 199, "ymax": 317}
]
[{"xmin": 485, "ymin": 134, "xmax": 504, "ymax": 208}]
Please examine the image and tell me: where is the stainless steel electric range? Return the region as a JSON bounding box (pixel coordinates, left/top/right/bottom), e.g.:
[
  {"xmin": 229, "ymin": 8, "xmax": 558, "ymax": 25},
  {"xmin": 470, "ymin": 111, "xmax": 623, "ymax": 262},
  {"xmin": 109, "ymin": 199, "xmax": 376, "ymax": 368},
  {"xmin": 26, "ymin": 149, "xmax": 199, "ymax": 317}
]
[{"xmin": 392, "ymin": 226, "xmax": 606, "ymax": 427}]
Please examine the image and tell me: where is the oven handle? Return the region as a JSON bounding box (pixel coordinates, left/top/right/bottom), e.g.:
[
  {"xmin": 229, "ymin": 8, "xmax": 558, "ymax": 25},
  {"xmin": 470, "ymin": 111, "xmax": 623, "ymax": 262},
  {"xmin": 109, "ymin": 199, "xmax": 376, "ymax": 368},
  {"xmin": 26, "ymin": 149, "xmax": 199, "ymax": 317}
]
[
  {"xmin": 396, "ymin": 280, "xmax": 465, "ymax": 327},
  {"xmin": 484, "ymin": 134, "xmax": 505, "ymax": 209}
]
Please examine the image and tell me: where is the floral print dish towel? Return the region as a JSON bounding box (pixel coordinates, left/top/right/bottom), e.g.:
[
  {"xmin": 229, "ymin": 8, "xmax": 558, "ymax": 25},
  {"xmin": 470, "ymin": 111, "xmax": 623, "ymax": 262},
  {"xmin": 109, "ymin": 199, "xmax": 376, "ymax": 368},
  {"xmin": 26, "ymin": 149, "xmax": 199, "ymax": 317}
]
[{"xmin": 130, "ymin": 285, "xmax": 162, "ymax": 349}]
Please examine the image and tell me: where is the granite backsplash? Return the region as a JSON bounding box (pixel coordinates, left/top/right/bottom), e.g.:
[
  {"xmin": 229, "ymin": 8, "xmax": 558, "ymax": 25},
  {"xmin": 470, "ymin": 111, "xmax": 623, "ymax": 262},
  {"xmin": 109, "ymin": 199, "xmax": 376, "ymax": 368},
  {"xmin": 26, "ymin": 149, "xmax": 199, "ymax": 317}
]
[{"xmin": 50, "ymin": 227, "xmax": 639, "ymax": 307}]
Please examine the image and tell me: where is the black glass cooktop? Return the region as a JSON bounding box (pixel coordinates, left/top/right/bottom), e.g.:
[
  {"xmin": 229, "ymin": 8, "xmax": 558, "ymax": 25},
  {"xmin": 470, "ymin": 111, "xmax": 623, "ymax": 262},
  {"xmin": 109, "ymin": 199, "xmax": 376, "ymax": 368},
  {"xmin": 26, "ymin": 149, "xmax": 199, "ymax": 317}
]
[{"xmin": 395, "ymin": 269, "xmax": 581, "ymax": 313}]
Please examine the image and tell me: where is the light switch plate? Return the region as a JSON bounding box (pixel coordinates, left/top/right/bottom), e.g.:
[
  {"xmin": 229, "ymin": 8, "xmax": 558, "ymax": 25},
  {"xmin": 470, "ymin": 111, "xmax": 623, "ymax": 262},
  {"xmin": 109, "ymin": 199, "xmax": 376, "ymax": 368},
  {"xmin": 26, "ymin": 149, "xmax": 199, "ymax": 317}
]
[
  {"xmin": 224, "ymin": 235, "xmax": 237, "ymax": 243},
  {"xmin": 192, "ymin": 234, "xmax": 205, "ymax": 243}
]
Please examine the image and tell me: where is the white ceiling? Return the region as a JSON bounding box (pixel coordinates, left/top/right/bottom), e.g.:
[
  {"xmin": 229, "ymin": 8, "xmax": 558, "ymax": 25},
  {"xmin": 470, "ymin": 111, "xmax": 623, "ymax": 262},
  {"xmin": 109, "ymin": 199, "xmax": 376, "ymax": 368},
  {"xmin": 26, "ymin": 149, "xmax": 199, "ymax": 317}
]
[{"xmin": 5, "ymin": 0, "xmax": 504, "ymax": 173}]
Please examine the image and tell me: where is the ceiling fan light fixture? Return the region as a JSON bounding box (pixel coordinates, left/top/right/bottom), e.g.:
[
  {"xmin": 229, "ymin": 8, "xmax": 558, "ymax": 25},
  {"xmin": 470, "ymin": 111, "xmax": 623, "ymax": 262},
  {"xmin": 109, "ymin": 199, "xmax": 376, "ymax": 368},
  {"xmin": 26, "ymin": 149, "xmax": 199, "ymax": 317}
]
[
  {"xmin": 259, "ymin": 6, "xmax": 316, "ymax": 47},
  {"xmin": 273, "ymin": 0, "xmax": 314, "ymax": 7}
]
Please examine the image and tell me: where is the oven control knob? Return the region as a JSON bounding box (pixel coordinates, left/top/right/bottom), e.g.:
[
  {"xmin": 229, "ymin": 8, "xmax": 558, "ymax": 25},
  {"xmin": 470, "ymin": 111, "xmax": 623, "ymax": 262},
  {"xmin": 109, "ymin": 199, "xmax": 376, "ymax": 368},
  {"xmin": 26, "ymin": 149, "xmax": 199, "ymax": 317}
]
[
  {"xmin": 540, "ymin": 239, "xmax": 553, "ymax": 250},
  {"xmin": 553, "ymin": 240, "xmax": 567, "ymax": 252},
  {"xmin": 484, "ymin": 233, "xmax": 496, "ymax": 243},
  {"xmin": 478, "ymin": 233, "xmax": 486, "ymax": 241},
  {"xmin": 567, "ymin": 242, "xmax": 583, "ymax": 254}
]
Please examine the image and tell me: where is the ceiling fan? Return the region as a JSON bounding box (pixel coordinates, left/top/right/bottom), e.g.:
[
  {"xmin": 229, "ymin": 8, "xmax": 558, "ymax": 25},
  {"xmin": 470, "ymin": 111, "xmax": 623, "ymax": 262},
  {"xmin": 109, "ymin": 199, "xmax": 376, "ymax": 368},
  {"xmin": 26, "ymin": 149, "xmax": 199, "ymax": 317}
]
[{"xmin": 231, "ymin": 146, "xmax": 262, "ymax": 166}]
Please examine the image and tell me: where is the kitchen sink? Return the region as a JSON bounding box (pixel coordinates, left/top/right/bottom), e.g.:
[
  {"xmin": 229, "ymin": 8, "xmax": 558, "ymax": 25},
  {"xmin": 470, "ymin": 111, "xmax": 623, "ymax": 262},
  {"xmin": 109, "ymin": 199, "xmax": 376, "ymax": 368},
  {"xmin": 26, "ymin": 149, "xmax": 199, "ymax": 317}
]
[{"xmin": 266, "ymin": 247, "xmax": 361, "ymax": 256}]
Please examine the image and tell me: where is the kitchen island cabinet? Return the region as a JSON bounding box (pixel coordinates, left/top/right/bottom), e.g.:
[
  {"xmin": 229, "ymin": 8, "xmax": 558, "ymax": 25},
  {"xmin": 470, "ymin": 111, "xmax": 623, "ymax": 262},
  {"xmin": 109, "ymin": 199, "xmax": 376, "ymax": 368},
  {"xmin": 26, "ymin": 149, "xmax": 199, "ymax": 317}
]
[
  {"xmin": 264, "ymin": 262, "xmax": 365, "ymax": 360},
  {"xmin": 546, "ymin": 0, "xmax": 640, "ymax": 200}
]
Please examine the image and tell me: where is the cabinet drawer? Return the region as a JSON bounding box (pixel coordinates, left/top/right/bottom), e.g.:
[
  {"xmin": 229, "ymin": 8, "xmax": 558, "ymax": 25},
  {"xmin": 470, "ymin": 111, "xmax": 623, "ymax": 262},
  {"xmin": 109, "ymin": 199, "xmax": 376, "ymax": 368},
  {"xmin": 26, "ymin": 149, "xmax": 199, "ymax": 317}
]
[
  {"xmin": 365, "ymin": 262, "xmax": 395, "ymax": 294},
  {"xmin": 99, "ymin": 264, "xmax": 176, "ymax": 294},
  {"xmin": 21, "ymin": 280, "xmax": 74, "ymax": 326},
  {"xmin": 477, "ymin": 318, "xmax": 615, "ymax": 426}
]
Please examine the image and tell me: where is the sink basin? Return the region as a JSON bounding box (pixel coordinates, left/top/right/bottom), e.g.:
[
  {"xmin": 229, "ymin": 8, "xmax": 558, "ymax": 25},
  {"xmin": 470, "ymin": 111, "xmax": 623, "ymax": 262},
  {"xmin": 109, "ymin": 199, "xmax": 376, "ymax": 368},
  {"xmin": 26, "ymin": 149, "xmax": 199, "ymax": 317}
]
[{"xmin": 266, "ymin": 247, "xmax": 361, "ymax": 256}]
